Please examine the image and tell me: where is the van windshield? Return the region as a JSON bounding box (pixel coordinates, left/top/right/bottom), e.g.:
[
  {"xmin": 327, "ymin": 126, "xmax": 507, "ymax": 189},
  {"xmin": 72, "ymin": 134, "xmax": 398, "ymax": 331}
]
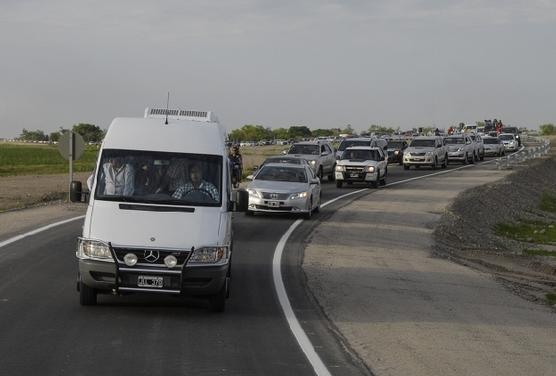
[
  {"xmin": 338, "ymin": 140, "xmax": 371, "ymax": 151},
  {"xmin": 93, "ymin": 149, "xmax": 222, "ymax": 206}
]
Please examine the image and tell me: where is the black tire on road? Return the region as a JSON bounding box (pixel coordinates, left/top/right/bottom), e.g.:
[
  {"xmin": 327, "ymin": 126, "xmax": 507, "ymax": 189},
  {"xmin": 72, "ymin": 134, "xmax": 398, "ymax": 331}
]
[
  {"xmin": 79, "ymin": 281, "xmax": 97, "ymax": 306},
  {"xmin": 245, "ymin": 210, "xmax": 254, "ymax": 216},
  {"xmin": 318, "ymin": 167, "xmax": 323, "ymax": 181},
  {"xmin": 463, "ymin": 153, "xmax": 468, "ymax": 165},
  {"xmin": 371, "ymin": 170, "xmax": 379, "ymax": 188},
  {"xmin": 328, "ymin": 165, "xmax": 335, "ymax": 182},
  {"xmin": 403, "ymin": 164, "xmax": 410, "ymax": 170},
  {"xmin": 336, "ymin": 181, "xmax": 343, "ymax": 188},
  {"xmin": 442, "ymin": 155, "xmax": 448, "ymax": 168},
  {"xmin": 209, "ymin": 278, "xmax": 228, "ymax": 313}
]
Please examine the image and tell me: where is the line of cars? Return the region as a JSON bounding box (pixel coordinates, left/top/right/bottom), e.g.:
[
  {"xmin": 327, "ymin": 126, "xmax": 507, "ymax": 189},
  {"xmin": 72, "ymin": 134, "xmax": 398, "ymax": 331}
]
[{"xmin": 245, "ymin": 132, "xmax": 520, "ymax": 218}]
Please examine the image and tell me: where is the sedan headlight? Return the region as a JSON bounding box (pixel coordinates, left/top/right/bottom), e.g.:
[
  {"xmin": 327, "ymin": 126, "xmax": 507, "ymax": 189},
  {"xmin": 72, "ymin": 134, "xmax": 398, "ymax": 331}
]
[
  {"xmin": 309, "ymin": 160, "xmax": 317, "ymax": 166},
  {"xmin": 394, "ymin": 150, "xmax": 399, "ymax": 155},
  {"xmin": 335, "ymin": 165, "xmax": 345, "ymax": 172},
  {"xmin": 76, "ymin": 238, "xmax": 114, "ymax": 262},
  {"xmin": 188, "ymin": 246, "xmax": 229, "ymax": 265},
  {"xmin": 366, "ymin": 166, "xmax": 376, "ymax": 173},
  {"xmin": 247, "ymin": 188, "xmax": 261, "ymax": 198},
  {"xmin": 289, "ymin": 191, "xmax": 308, "ymax": 200}
]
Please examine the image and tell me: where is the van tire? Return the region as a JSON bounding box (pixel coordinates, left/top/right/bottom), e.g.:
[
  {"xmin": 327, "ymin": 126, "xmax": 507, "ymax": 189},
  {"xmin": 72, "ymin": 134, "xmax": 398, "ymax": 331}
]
[
  {"xmin": 328, "ymin": 165, "xmax": 335, "ymax": 181},
  {"xmin": 245, "ymin": 210, "xmax": 254, "ymax": 216},
  {"xmin": 209, "ymin": 279, "xmax": 228, "ymax": 313},
  {"xmin": 79, "ymin": 281, "xmax": 97, "ymax": 306},
  {"xmin": 403, "ymin": 164, "xmax": 410, "ymax": 170},
  {"xmin": 336, "ymin": 181, "xmax": 343, "ymax": 188}
]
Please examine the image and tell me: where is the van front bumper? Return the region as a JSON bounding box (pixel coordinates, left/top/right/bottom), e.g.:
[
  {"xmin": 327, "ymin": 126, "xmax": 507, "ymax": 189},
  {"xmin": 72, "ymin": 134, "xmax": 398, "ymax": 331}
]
[{"xmin": 78, "ymin": 259, "xmax": 228, "ymax": 297}]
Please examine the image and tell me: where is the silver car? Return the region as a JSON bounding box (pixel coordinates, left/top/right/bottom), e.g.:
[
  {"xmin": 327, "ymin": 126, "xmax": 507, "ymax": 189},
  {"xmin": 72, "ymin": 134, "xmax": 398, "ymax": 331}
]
[
  {"xmin": 286, "ymin": 141, "xmax": 336, "ymax": 181},
  {"xmin": 444, "ymin": 135, "xmax": 475, "ymax": 164},
  {"xmin": 483, "ymin": 136, "xmax": 505, "ymax": 157},
  {"xmin": 246, "ymin": 163, "xmax": 321, "ymax": 218}
]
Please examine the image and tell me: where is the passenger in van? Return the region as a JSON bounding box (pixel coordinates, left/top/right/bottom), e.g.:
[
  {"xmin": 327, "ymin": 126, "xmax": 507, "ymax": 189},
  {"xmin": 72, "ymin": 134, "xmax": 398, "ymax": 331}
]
[
  {"xmin": 100, "ymin": 156, "xmax": 135, "ymax": 196},
  {"xmin": 172, "ymin": 163, "xmax": 220, "ymax": 201}
]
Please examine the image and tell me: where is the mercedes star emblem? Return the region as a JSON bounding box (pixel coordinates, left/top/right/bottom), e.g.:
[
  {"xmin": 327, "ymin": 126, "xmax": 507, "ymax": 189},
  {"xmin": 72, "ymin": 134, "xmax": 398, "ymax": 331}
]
[{"xmin": 143, "ymin": 250, "xmax": 160, "ymax": 263}]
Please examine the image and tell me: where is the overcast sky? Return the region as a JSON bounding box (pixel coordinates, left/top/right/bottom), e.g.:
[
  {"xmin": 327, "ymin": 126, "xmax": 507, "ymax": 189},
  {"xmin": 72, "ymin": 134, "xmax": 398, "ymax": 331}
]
[{"xmin": 1, "ymin": 0, "xmax": 555, "ymax": 137}]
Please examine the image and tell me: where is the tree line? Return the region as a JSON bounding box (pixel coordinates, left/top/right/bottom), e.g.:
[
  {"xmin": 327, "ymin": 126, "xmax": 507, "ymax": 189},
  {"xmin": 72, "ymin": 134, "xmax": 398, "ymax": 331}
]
[
  {"xmin": 18, "ymin": 124, "xmax": 105, "ymax": 143},
  {"xmin": 228, "ymin": 124, "xmax": 400, "ymax": 142}
]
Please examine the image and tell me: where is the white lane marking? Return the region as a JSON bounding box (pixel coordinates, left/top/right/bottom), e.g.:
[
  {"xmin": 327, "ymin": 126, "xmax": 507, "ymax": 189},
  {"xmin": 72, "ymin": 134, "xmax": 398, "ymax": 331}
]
[
  {"xmin": 0, "ymin": 215, "xmax": 85, "ymax": 249},
  {"xmin": 272, "ymin": 148, "xmax": 526, "ymax": 375}
]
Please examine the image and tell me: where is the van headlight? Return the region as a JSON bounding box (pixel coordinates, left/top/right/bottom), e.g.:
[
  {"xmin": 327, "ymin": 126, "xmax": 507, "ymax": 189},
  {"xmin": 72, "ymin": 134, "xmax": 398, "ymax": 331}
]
[
  {"xmin": 188, "ymin": 246, "xmax": 229, "ymax": 265},
  {"xmin": 335, "ymin": 165, "xmax": 345, "ymax": 172},
  {"xmin": 309, "ymin": 160, "xmax": 316, "ymax": 166},
  {"xmin": 76, "ymin": 238, "xmax": 114, "ymax": 262},
  {"xmin": 289, "ymin": 191, "xmax": 308, "ymax": 200},
  {"xmin": 366, "ymin": 166, "xmax": 376, "ymax": 173}
]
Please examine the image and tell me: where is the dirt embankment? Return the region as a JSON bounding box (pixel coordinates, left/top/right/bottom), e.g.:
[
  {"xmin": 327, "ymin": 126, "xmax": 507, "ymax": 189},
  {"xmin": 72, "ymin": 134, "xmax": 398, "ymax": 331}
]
[
  {"xmin": 434, "ymin": 142, "xmax": 556, "ymax": 304},
  {"xmin": 0, "ymin": 172, "xmax": 91, "ymax": 212}
]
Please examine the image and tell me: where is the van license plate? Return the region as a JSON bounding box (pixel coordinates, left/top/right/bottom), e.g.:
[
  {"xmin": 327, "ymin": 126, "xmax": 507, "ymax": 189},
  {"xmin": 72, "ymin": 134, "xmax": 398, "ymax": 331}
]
[{"xmin": 137, "ymin": 275, "xmax": 163, "ymax": 288}]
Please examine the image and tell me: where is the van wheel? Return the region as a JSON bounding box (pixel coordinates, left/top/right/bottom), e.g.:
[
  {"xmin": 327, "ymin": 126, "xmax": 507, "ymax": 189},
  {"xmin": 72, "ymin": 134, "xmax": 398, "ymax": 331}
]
[
  {"xmin": 79, "ymin": 281, "xmax": 97, "ymax": 306},
  {"xmin": 442, "ymin": 155, "xmax": 448, "ymax": 168},
  {"xmin": 245, "ymin": 210, "xmax": 254, "ymax": 216},
  {"xmin": 463, "ymin": 153, "xmax": 468, "ymax": 164},
  {"xmin": 317, "ymin": 167, "xmax": 323, "ymax": 181},
  {"xmin": 209, "ymin": 278, "xmax": 228, "ymax": 313},
  {"xmin": 336, "ymin": 181, "xmax": 343, "ymax": 188},
  {"xmin": 403, "ymin": 164, "xmax": 410, "ymax": 170}
]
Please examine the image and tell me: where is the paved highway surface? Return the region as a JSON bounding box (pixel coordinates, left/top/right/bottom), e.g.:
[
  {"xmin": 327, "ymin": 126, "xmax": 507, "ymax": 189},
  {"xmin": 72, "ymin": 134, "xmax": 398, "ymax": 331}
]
[{"xmin": 0, "ymin": 161, "xmax": 501, "ymax": 376}]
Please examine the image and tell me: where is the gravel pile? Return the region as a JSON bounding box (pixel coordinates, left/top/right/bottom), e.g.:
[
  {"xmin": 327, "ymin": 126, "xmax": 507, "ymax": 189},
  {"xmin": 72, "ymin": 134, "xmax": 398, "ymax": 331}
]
[{"xmin": 434, "ymin": 147, "xmax": 556, "ymax": 304}]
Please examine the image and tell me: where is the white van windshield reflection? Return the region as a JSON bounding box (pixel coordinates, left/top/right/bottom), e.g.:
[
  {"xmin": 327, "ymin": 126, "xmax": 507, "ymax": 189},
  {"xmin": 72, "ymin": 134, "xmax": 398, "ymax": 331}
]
[{"xmin": 94, "ymin": 149, "xmax": 222, "ymax": 206}]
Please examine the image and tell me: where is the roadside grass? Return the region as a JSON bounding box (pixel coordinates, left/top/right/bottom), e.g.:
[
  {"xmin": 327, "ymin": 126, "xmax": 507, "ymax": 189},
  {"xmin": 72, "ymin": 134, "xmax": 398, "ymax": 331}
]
[
  {"xmin": 523, "ymin": 249, "xmax": 556, "ymax": 257},
  {"xmin": 539, "ymin": 191, "xmax": 556, "ymax": 213},
  {"xmin": 495, "ymin": 220, "xmax": 556, "ymax": 244},
  {"xmin": 0, "ymin": 143, "xmax": 98, "ymax": 176},
  {"xmin": 546, "ymin": 293, "xmax": 556, "ymax": 305}
]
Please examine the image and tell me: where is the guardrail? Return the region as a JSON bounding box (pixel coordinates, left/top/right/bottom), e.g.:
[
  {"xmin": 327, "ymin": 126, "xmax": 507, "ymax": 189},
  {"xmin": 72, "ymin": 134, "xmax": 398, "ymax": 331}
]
[{"xmin": 495, "ymin": 137, "xmax": 551, "ymax": 169}]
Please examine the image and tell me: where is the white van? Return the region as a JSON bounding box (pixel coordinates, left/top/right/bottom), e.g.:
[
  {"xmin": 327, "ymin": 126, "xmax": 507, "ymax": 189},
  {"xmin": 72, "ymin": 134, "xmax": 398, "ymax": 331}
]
[{"xmin": 74, "ymin": 108, "xmax": 248, "ymax": 311}]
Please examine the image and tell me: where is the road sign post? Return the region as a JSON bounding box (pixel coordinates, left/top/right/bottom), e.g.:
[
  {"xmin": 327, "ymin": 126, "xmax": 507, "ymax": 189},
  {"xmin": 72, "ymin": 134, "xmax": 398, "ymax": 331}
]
[{"xmin": 58, "ymin": 131, "xmax": 85, "ymax": 201}]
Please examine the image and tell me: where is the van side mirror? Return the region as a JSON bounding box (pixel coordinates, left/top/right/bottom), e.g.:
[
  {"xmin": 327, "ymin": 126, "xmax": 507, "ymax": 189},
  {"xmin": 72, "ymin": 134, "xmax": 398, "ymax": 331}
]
[{"xmin": 70, "ymin": 180, "xmax": 89, "ymax": 203}]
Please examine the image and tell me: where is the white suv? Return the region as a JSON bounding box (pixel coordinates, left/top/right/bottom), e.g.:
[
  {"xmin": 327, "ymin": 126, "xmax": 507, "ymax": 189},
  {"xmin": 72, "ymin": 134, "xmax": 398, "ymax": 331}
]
[
  {"xmin": 403, "ymin": 136, "xmax": 448, "ymax": 170},
  {"xmin": 445, "ymin": 134, "xmax": 475, "ymax": 164},
  {"xmin": 335, "ymin": 147, "xmax": 387, "ymax": 188}
]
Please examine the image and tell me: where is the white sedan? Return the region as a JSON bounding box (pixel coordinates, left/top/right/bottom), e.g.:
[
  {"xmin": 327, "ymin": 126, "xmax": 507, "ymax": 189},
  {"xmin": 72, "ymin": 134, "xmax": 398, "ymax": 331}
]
[{"xmin": 245, "ymin": 163, "xmax": 321, "ymax": 219}]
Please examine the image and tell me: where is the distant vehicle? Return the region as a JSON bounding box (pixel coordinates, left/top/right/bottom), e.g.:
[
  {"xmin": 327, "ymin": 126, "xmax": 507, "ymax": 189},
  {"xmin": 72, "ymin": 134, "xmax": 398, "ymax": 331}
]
[
  {"xmin": 462, "ymin": 124, "xmax": 478, "ymax": 133},
  {"xmin": 286, "ymin": 141, "xmax": 336, "ymax": 181},
  {"xmin": 482, "ymin": 136, "xmax": 505, "ymax": 157},
  {"xmin": 468, "ymin": 133, "xmax": 485, "ymax": 161},
  {"xmin": 403, "ymin": 136, "xmax": 448, "ymax": 170},
  {"xmin": 336, "ymin": 137, "xmax": 387, "ymax": 160},
  {"xmin": 335, "ymin": 146, "xmax": 387, "ymax": 188},
  {"xmin": 246, "ymin": 163, "xmax": 321, "ymax": 218},
  {"xmin": 444, "ymin": 135, "xmax": 475, "ymax": 164},
  {"xmin": 499, "ymin": 133, "xmax": 519, "ymax": 152},
  {"xmin": 501, "ymin": 126, "xmax": 521, "ymax": 146},
  {"xmin": 385, "ymin": 139, "xmax": 408, "ymax": 165}
]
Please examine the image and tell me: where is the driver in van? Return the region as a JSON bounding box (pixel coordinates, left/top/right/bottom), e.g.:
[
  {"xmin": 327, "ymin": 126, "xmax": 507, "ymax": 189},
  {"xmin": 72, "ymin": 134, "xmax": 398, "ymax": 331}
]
[{"xmin": 172, "ymin": 163, "xmax": 220, "ymax": 201}]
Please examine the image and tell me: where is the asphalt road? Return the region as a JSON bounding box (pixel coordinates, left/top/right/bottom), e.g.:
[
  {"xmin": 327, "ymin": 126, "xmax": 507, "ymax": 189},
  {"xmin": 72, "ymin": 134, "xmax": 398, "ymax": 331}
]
[{"xmin": 0, "ymin": 160, "xmax": 496, "ymax": 376}]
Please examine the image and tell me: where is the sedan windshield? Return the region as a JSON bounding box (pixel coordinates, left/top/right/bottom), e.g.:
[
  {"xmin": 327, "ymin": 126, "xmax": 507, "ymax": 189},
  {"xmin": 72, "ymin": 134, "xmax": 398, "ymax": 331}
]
[
  {"xmin": 444, "ymin": 138, "xmax": 465, "ymax": 145},
  {"xmin": 410, "ymin": 139, "xmax": 435, "ymax": 147},
  {"xmin": 387, "ymin": 141, "xmax": 404, "ymax": 149},
  {"xmin": 93, "ymin": 149, "xmax": 222, "ymax": 206},
  {"xmin": 499, "ymin": 135, "xmax": 514, "ymax": 141},
  {"xmin": 288, "ymin": 145, "xmax": 319, "ymax": 155},
  {"xmin": 342, "ymin": 149, "xmax": 380, "ymax": 161},
  {"xmin": 483, "ymin": 138, "xmax": 499, "ymax": 145},
  {"xmin": 262, "ymin": 157, "xmax": 304, "ymax": 165},
  {"xmin": 255, "ymin": 166, "xmax": 307, "ymax": 183}
]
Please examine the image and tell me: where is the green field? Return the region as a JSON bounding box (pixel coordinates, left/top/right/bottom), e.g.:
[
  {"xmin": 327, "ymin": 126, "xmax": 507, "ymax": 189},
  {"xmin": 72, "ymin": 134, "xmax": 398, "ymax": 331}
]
[{"xmin": 0, "ymin": 143, "xmax": 98, "ymax": 176}]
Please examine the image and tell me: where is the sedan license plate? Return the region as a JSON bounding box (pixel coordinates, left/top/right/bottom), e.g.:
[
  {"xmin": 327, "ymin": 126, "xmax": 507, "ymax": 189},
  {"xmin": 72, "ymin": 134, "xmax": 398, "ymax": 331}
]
[
  {"xmin": 137, "ymin": 275, "xmax": 163, "ymax": 288},
  {"xmin": 268, "ymin": 201, "xmax": 280, "ymax": 207},
  {"xmin": 350, "ymin": 173, "xmax": 359, "ymax": 178}
]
